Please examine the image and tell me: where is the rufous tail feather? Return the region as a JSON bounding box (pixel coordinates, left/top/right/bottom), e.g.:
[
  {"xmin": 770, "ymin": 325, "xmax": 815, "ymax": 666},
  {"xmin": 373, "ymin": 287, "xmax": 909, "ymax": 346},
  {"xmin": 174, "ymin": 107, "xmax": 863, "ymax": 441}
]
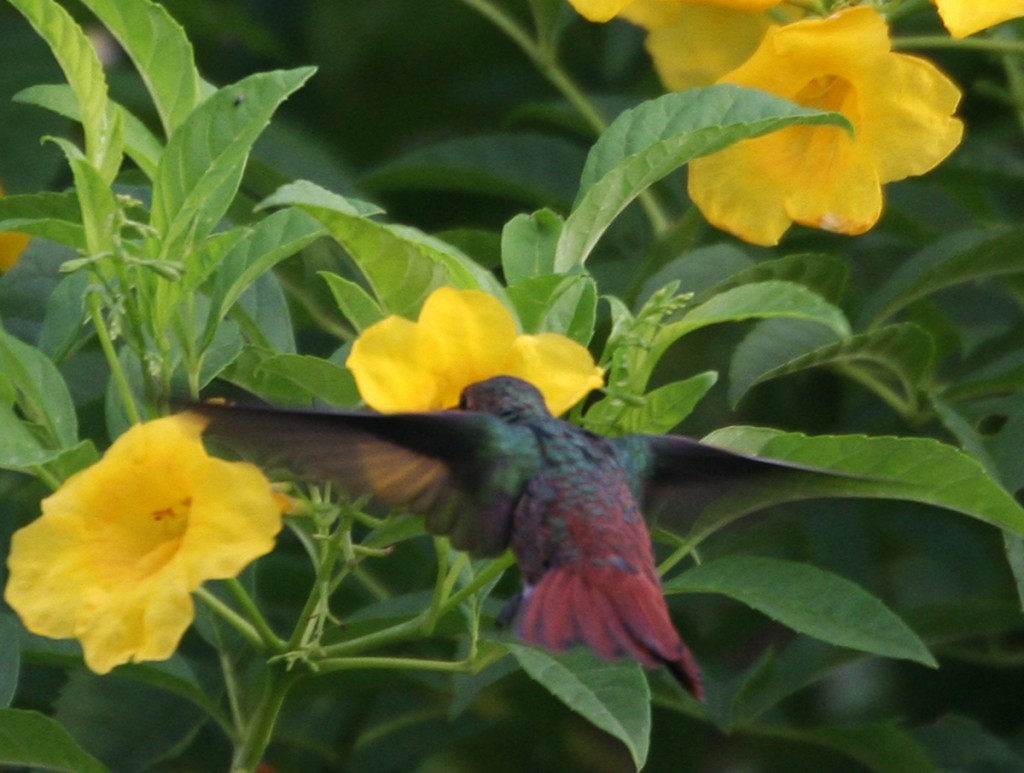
[{"xmin": 515, "ymin": 564, "xmax": 704, "ymax": 700}]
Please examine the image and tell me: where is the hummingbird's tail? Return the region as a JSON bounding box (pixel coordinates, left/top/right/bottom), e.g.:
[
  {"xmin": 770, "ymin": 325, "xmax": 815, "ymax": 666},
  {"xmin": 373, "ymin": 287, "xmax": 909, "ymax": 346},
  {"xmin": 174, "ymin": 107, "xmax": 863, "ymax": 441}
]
[{"xmin": 514, "ymin": 563, "xmax": 704, "ymax": 700}]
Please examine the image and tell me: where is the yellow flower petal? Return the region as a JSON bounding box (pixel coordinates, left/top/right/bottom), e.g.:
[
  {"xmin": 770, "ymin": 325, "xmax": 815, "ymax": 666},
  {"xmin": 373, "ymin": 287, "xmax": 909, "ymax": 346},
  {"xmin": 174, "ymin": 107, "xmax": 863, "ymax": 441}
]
[
  {"xmin": 504, "ymin": 334, "xmax": 605, "ymax": 417},
  {"xmin": 417, "ymin": 287, "xmax": 518, "ymax": 408},
  {"xmin": 4, "ymin": 414, "xmax": 284, "ymax": 673},
  {"xmin": 574, "ymin": 0, "xmax": 782, "ymax": 23},
  {"xmin": 347, "ymin": 315, "xmax": 441, "ymax": 412},
  {"xmin": 75, "ymin": 568, "xmax": 193, "ymax": 674},
  {"xmin": 687, "ymin": 6, "xmax": 963, "ymax": 245},
  {"xmin": 569, "ymin": 0, "xmax": 633, "ymax": 22},
  {"xmin": 179, "ymin": 460, "xmax": 284, "ymax": 584},
  {"xmin": 858, "ymin": 54, "xmax": 964, "ymax": 183},
  {"xmin": 346, "ymin": 287, "xmax": 603, "ymax": 414},
  {"xmin": 626, "ymin": 4, "xmax": 782, "ymax": 89},
  {"xmin": 0, "ymin": 231, "xmax": 30, "ymax": 273},
  {"xmin": 933, "ymin": 0, "xmax": 1024, "ymax": 38}
]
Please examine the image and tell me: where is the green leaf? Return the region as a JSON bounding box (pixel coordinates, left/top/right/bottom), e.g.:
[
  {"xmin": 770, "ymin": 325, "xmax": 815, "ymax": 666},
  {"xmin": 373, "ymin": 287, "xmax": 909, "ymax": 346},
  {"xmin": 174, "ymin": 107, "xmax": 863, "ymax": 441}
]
[
  {"xmin": 435, "ymin": 227, "xmax": 502, "ymax": 270},
  {"xmin": 729, "ymin": 322, "xmax": 934, "ymax": 408},
  {"xmin": 693, "ymin": 253, "xmax": 850, "ymax": 305},
  {"xmin": 913, "ymin": 715, "xmax": 1024, "ymax": 772},
  {"xmin": 693, "ymin": 427, "xmax": 1024, "ymax": 542},
  {"xmin": 783, "ymin": 721, "xmax": 936, "ymax": 773},
  {"xmin": 506, "ymin": 274, "xmax": 597, "ymax": 342},
  {"xmin": 0, "ymin": 709, "xmax": 110, "ymax": 773},
  {"xmin": 0, "ymin": 615, "xmax": 19, "ymax": 708},
  {"xmin": 865, "ymin": 227, "xmax": 1024, "ymax": 326},
  {"xmin": 234, "ymin": 272, "xmax": 296, "ymax": 354},
  {"xmin": 0, "ymin": 325, "xmax": 77, "ymax": 449},
  {"xmin": 0, "ymin": 401, "xmax": 55, "ymax": 471},
  {"xmin": 53, "ymin": 670, "xmax": 206, "ymax": 773},
  {"xmin": 74, "ymin": 0, "xmax": 202, "ymax": 136},
  {"xmin": 505, "ymin": 644, "xmax": 652, "ymax": 770},
  {"xmin": 557, "ymin": 85, "xmax": 851, "ymax": 270},
  {"xmin": 643, "ymin": 281, "xmax": 851, "ymax": 391},
  {"xmin": 674, "ymin": 281, "xmax": 851, "ymax": 339},
  {"xmin": 362, "ymin": 133, "xmax": 584, "ymax": 211},
  {"xmin": 266, "ymin": 182, "xmax": 505, "ymax": 317},
  {"xmin": 37, "ymin": 273, "xmax": 90, "ymax": 362},
  {"xmin": 585, "ymin": 371, "xmax": 718, "ymax": 436},
  {"xmin": 256, "ymin": 354, "xmax": 361, "ymax": 407},
  {"xmin": 47, "ymin": 138, "xmax": 118, "ymax": 257},
  {"xmin": 15, "ymin": 84, "xmax": 163, "ymax": 180},
  {"xmin": 501, "ymin": 208, "xmax": 563, "ymax": 285},
  {"xmin": 319, "ymin": 272, "xmax": 385, "ymax": 332},
  {"xmin": 150, "ymin": 67, "xmax": 315, "ymax": 256},
  {"xmin": 111, "ymin": 658, "xmax": 228, "ymax": 733},
  {"xmin": 39, "ymin": 440, "xmax": 100, "ymax": 484},
  {"xmin": 638, "ymin": 244, "xmax": 755, "ymax": 304},
  {"xmin": 666, "ymin": 556, "xmax": 936, "ymax": 666},
  {"xmin": 728, "ymin": 318, "xmax": 842, "ymax": 405},
  {"xmin": 258, "ymin": 179, "xmax": 382, "ymax": 218},
  {"xmin": 7, "ymin": 0, "xmax": 123, "ymax": 181},
  {"xmin": 199, "ymin": 207, "xmax": 325, "ymax": 351},
  {"xmin": 0, "ymin": 190, "xmax": 85, "ymax": 248},
  {"xmin": 225, "ymin": 349, "xmax": 360, "ymax": 407}
]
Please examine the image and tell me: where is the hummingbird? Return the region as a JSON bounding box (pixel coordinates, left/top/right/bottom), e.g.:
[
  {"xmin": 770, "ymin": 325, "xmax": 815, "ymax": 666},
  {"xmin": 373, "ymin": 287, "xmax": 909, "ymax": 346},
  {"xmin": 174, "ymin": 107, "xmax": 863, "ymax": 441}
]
[{"xmin": 191, "ymin": 376, "xmax": 825, "ymax": 699}]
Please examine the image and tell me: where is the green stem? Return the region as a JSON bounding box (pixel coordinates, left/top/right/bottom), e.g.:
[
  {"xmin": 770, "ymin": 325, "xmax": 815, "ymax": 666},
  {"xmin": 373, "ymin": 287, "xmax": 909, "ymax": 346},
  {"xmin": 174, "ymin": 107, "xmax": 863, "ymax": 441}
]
[
  {"xmin": 455, "ymin": 0, "xmax": 670, "ymax": 234},
  {"xmin": 225, "ymin": 579, "xmax": 287, "ymax": 652},
  {"xmin": 457, "ymin": 0, "xmax": 605, "ymax": 136},
  {"xmin": 315, "ymin": 655, "xmax": 475, "ymax": 674},
  {"xmin": 423, "ymin": 538, "xmax": 453, "ymax": 634},
  {"xmin": 835, "ymin": 364, "xmax": 917, "ymax": 420},
  {"xmin": 288, "ymin": 519, "xmax": 348, "ymax": 651},
  {"xmin": 29, "ymin": 464, "xmax": 63, "ymax": 492},
  {"xmin": 88, "ymin": 292, "xmax": 142, "ymax": 424},
  {"xmin": 195, "ymin": 587, "xmax": 266, "ymax": 652},
  {"xmin": 656, "ymin": 538, "xmax": 699, "ymax": 577},
  {"xmin": 230, "ymin": 665, "xmax": 297, "ymax": 773},
  {"xmin": 895, "ymin": 36, "xmax": 1024, "ymax": 55},
  {"xmin": 1000, "ymin": 42, "xmax": 1024, "ymax": 135},
  {"xmin": 316, "ymin": 612, "xmax": 428, "ymax": 659},
  {"xmin": 435, "ymin": 552, "xmax": 516, "ymax": 618}
]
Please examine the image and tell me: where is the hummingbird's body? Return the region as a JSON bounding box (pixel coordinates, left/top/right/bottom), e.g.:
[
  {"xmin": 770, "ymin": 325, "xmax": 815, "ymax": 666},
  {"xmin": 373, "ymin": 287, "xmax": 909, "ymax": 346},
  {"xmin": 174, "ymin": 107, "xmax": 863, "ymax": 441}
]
[
  {"xmin": 193, "ymin": 375, "xmax": 819, "ymax": 699},
  {"xmin": 460, "ymin": 378, "xmax": 702, "ymax": 693}
]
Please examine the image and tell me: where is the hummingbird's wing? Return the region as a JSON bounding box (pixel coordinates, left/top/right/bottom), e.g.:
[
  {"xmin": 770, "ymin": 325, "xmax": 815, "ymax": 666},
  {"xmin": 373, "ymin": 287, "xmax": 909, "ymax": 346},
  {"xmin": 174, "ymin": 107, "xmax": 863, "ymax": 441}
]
[
  {"xmin": 187, "ymin": 402, "xmax": 541, "ymax": 556},
  {"xmin": 610, "ymin": 434, "xmax": 842, "ymax": 533}
]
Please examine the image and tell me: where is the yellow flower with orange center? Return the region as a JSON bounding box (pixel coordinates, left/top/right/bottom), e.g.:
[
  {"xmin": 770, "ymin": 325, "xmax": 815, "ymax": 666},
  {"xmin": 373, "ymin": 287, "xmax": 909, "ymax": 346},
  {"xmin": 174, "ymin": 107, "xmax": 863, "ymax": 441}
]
[
  {"xmin": 4, "ymin": 414, "xmax": 285, "ymax": 674},
  {"xmin": 687, "ymin": 6, "xmax": 964, "ymax": 246},
  {"xmin": 346, "ymin": 287, "xmax": 604, "ymax": 415},
  {"xmin": 933, "ymin": 0, "xmax": 1024, "ymax": 38}
]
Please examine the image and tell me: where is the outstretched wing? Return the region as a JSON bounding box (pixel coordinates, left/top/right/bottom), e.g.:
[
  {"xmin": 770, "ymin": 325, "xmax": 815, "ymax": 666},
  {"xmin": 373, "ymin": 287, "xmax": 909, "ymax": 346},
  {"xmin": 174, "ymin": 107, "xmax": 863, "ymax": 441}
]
[
  {"xmin": 610, "ymin": 433, "xmax": 845, "ymax": 533},
  {"xmin": 188, "ymin": 402, "xmax": 541, "ymax": 556}
]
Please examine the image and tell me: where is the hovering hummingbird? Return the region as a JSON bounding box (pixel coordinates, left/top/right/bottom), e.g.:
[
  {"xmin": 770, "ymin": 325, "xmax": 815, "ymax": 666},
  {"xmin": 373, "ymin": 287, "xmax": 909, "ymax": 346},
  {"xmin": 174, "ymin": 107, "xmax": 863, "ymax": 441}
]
[{"xmin": 191, "ymin": 376, "xmax": 825, "ymax": 699}]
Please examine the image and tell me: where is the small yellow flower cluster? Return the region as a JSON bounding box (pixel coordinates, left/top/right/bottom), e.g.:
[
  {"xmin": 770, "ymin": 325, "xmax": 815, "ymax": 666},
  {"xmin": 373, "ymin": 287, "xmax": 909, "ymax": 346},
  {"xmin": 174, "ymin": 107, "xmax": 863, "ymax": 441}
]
[{"xmin": 565, "ymin": 0, "xmax": 1015, "ymax": 245}]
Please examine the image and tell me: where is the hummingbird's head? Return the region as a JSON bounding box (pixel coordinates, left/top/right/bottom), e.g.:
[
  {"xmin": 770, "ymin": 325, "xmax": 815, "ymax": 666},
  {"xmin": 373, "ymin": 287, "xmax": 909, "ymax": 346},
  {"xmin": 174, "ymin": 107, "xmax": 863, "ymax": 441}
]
[{"xmin": 459, "ymin": 376, "xmax": 551, "ymax": 421}]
